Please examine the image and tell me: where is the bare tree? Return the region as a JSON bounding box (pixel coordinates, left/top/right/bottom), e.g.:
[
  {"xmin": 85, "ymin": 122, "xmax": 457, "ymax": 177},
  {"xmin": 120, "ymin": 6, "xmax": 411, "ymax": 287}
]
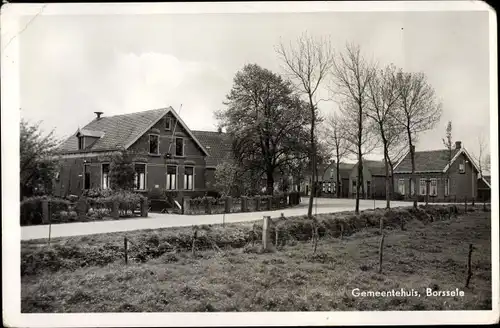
[
  {"xmin": 366, "ymin": 64, "xmax": 402, "ymax": 209},
  {"xmin": 393, "ymin": 71, "xmax": 443, "ymax": 208},
  {"xmin": 276, "ymin": 33, "xmax": 334, "ymax": 218},
  {"xmin": 331, "ymin": 43, "xmax": 376, "ymax": 213},
  {"xmin": 442, "ymin": 121, "xmax": 453, "ymax": 199},
  {"xmin": 322, "ymin": 112, "xmax": 350, "ymax": 198},
  {"xmin": 473, "ymin": 133, "xmax": 490, "ymax": 178}
]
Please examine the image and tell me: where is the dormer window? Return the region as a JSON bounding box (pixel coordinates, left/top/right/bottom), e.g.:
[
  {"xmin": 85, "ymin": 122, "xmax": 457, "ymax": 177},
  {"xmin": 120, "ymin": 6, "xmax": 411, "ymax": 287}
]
[
  {"xmin": 78, "ymin": 136, "xmax": 84, "ymax": 150},
  {"xmin": 165, "ymin": 117, "xmax": 171, "ymax": 131},
  {"xmin": 149, "ymin": 134, "xmax": 159, "ymax": 155}
]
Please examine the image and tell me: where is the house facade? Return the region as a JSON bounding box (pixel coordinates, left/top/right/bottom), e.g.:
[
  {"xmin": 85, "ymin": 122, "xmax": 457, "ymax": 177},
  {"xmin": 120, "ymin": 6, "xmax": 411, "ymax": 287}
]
[
  {"xmin": 348, "ymin": 160, "xmax": 387, "ymax": 199},
  {"xmin": 53, "ymin": 108, "xmax": 232, "ymax": 199},
  {"xmin": 393, "ymin": 141, "xmax": 479, "ymax": 201}
]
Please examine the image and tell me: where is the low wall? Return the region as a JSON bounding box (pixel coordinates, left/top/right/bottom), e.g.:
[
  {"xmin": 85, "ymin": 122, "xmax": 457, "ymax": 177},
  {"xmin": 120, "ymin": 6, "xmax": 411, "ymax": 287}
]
[{"xmin": 183, "ymin": 192, "xmax": 301, "ymax": 215}]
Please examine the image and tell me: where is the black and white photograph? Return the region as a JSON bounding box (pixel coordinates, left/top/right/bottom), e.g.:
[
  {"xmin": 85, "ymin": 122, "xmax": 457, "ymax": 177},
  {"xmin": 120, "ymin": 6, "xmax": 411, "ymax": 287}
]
[{"xmin": 2, "ymin": 1, "xmax": 498, "ymax": 326}]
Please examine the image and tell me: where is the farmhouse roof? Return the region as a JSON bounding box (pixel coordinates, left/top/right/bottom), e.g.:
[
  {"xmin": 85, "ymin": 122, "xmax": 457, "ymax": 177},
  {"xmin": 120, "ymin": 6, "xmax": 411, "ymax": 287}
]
[
  {"xmin": 394, "ymin": 147, "xmax": 479, "ymax": 174},
  {"xmin": 59, "ymin": 107, "xmax": 208, "ymax": 156},
  {"xmin": 192, "ymin": 130, "xmax": 233, "ymax": 167}
]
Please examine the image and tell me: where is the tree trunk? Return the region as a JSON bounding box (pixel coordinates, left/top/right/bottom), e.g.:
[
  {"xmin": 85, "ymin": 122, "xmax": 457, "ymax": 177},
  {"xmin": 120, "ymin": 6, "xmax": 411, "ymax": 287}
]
[
  {"xmin": 388, "ymin": 159, "xmax": 395, "ymax": 200},
  {"xmin": 384, "ymin": 153, "xmax": 390, "ymax": 209},
  {"xmin": 336, "ymin": 159, "xmax": 341, "ymax": 198},
  {"xmin": 307, "ymin": 100, "xmax": 315, "ymax": 218},
  {"xmin": 407, "ymin": 128, "xmax": 417, "ymax": 208},
  {"xmin": 355, "ymin": 104, "xmax": 362, "ymax": 214},
  {"xmin": 266, "ymin": 170, "xmax": 274, "ymax": 195}
]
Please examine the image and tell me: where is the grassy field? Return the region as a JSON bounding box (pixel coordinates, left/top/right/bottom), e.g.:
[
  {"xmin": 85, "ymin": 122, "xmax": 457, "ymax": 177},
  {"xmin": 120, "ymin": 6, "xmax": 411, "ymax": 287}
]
[{"xmin": 21, "ymin": 208, "xmax": 491, "ymax": 312}]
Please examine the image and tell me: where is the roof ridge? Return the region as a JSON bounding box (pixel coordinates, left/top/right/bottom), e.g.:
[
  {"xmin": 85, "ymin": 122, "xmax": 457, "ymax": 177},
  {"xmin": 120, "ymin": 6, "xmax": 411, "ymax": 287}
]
[{"xmin": 96, "ymin": 107, "xmax": 169, "ymax": 120}]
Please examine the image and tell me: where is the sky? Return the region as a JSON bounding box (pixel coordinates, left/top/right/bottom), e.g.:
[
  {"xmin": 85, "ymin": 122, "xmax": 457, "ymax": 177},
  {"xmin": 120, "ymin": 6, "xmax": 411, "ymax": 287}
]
[{"xmin": 19, "ymin": 9, "xmax": 491, "ymax": 162}]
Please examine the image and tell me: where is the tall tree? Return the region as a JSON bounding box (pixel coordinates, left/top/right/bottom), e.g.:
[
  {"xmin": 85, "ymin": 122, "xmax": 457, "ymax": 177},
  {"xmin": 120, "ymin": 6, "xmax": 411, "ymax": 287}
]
[
  {"xmin": 276, "ymin": 33, "xmax": 334, "ymax": 217},
  {"xmin": 322, "ymin": 112, "xmax": 350, "ymax": 198},
  {"xmin": 20, "ymin": 119, "xmax": 61, "ymax": 199},
  {"xmin": 473, "ymin": 133, "xmax": 490, "ymax": 178},
  {"xmin": 393, "ymin": 71, "xmax": 443, "ymax": 208},
  {"xmin": 216, "ymin": 64, "xmax": 311, "ymax": 195},
  {"xmin": 366, "ymin": 64, "xmax": 402, "ymax": 209},
  {"xmin": 442, "ymin": 121, "xmax": 453, "ymax": 198},
  {"xmin": 331, "ymin": 43, "xmax": 376, "ymax": 213}
]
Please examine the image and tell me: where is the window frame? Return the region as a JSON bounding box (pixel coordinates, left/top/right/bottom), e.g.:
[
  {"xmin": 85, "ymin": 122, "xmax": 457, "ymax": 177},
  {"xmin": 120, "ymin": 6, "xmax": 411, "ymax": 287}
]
[
  {"xmin": 149, "ymin": 134, "xmax": 160, "ymax": 155},
  {"xmin": 429, "ymin": 178, "xmax": 438, "ymax": 196},
  {"xmin": 165, "ymin": 117, "xmax": 172, "ymax": 131},
  {"xmin": 166, "ymin": 165, "xmax": 177, "ymax": 190},
  {"xmin": 134, "ymin": 163, "xmax": 147, "ymax": 191},
  {"xmin": 419, "ymin": 179, "xmax": 427, "ymax": 195},
  {"xmin": 444, "ymin": 178, "xmax": 450, "ymax": 196},
  {"xmin": 78, "ymin": 136, "xmax": 85, "ymax": 150},
  {"xmin": 175, "ymin": 137, "xmax": 184, "ymax": 157},
  {"xmin": 83, "ymin": 164, "xmax": 91, "ymax": 190},
  {"xmin": 184, "ymin": 166, "xmax": 194, "ymax": 190},
  {"xmin": 101, "ymin": 163, "xmax": 110, "ymax": 190},
  {"xmin": 459, "ymin": 161, "xmax": 466, "ymax": 174},
  {"xmin": 398, "ymin": 179, "xmax": 406, "ymax": 195}
]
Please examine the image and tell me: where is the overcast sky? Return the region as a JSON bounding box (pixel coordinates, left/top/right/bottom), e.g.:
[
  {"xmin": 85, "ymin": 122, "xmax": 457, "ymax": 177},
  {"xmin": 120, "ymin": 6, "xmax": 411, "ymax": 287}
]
[{"xmin": 19, "ymin": 9, "xmax": 491, "ymax": 161}]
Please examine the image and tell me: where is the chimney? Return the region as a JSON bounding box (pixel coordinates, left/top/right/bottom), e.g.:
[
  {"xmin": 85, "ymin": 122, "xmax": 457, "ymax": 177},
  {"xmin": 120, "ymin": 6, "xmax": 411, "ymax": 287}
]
[
  {"xmin": 94, "ymin": 111, "xmax": 104, "ymax": 119},
  {"xmin": 455, "ymin": 141, "xmax": 462, "ymax": 149}
]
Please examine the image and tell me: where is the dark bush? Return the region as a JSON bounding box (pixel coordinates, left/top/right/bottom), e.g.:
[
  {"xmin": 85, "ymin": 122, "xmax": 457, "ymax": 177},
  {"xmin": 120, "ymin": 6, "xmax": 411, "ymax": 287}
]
[
  {"xmin": 20, "ymin": 196, "xmax": 71, "ymax": 226},
  {"xmin": 82, "ymin": 188, "xmax": 114, "ymax": 198}
]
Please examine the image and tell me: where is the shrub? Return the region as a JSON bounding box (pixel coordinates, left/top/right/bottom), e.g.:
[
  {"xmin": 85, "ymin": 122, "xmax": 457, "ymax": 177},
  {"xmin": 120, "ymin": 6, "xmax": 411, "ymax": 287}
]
[
  {"xmin": 20, "ymin": 196, "xmax": 71, "ymax": 226},
  {"xmin": 82, "ymin": 188, "xmax": 114, "ymax": 198}
]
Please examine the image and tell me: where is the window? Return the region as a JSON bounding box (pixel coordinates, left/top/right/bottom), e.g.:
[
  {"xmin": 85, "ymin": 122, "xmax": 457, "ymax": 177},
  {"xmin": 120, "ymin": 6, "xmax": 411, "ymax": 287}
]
[
  {"xmin": 134, "ymin": 164, "xmax": 146, "ymax": 190},
  {"xmin": 444, "ymin": 178, "xmax": 450, "ymax": 196},
  {"xmin": 459, "ymin": 161, "xmax": 465, "ymax": 174},
  {"xmin": 83, "ymin": 164, "xmax": 91, "ymax": 190},
  {"xmin": 165, "ymin": 117, "xmax": 171, "ymax": 130},
  {"xmin": 149, "ymin": 135, "xmax": 159, "ymax": 155},
  {"xmin": 184, "ymin": 167, "xmax": 194, "ymax": 190},
  {"xmin": 175, "ymin": 137, "xmax": 184, "ymax": 156},
  {"xmin": 430, "ymin": 178, "xmax": 437, "ymax": 196},
  {"xmin": 78, "ymin": 137, "xmax": 84, "ymax": 150},
  {"xmin": 166, "ymin": 165, "xmax": 177, "ymax": 190},
  {"xmin": 419, "ymin": 179, "xmax": 427, "ymax": 195},
  {"xmin": 102, "ymin": 163, "xmax": 110, "ymax": 190},
  {"xmin": 398, "ymin": 179, "xmax": 405, "ymax": 195},
  {"xmin": 410, "ymin": 179, "xmax": 415, "ymax": 196}
]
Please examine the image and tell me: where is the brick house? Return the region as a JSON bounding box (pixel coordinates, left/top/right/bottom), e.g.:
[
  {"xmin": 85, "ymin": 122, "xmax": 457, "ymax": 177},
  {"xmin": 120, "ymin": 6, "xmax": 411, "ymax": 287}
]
[
  {"xmin": 54, "ymin": 107, "xmax": 232, "ymax": 199},
  {"xmin": 348, "ymin": 160, "xmax": 387, "ymax": 199},
  {"xmin": 393, "ymin": 141, "xmax": 480, "ymax": 201},
  {"xmin": 315, "ymin": 162, "xmax": 355, "ymax": 198}
]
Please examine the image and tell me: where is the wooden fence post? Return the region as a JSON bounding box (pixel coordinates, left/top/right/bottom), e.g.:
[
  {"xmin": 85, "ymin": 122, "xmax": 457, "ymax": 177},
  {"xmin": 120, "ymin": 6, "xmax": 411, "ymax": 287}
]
[
  {"xmin": 112, "ymin": 200, "xmax": 119, "ymax": 219},
  {"xmin": 262, "ymin": 216, "xmax": 270, "ymax": 251},
  {"xmin": 224, "ymin": 197, "xmax": 232, "ymax": 214},
  {"xmin": 241, "ymin": 196, "xmax": 248, "ymax": 212},
  {"xmin": 183, "ymin": 197, "xmax": 191, "ymax": 215},
  {"xmin": 192, "ymin": 227, "xmax": 198, "ymax": 257},
  {"xmin": 378, "ymin": 234, "xmax": 385, "ymax": 273},
  {"xmin": 465, "ymin": 244, "xmax": 473, "ymax": 288},
  {"xmin": 141, "ymin": 197, "xmax": 148, "ymax": 217},
  {"xmin": 400, "ymin": 216, "xmax": 406, "ymax": 231},
  {"xmin": 379, "ymin": 217, "xmax": 384, "ymax": 235},
  {"xmin": 124, "ymin": 236, "xmax": 128, "ymax": 265},
  {"xmin": 255, "ymin": 196, "xmax": 261, "ymax": 211},
  {"xmin": 42, "ymin": 200, "xmax": 50, "ymax": 224}
]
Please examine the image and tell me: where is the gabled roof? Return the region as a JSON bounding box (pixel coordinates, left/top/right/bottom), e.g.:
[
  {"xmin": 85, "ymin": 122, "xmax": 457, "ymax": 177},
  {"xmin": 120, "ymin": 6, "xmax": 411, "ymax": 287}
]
[
  {"xmin": 394, "ymin": 148, "xmax": 461, "ymax": 173},
  {"xmin": 192, "ymin": 130, "xmax": 233, "ymax": 167},
  {"xmin": 363, "ymin": 160, "xmax": 386, "ymax": 176},
  {"xmin": 479, "ymin": 175, "xmax": 491, "ymax": 189},
  {"xmin": 59, "ymin": 107, "xmax": 208, "ymax": 156}
]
